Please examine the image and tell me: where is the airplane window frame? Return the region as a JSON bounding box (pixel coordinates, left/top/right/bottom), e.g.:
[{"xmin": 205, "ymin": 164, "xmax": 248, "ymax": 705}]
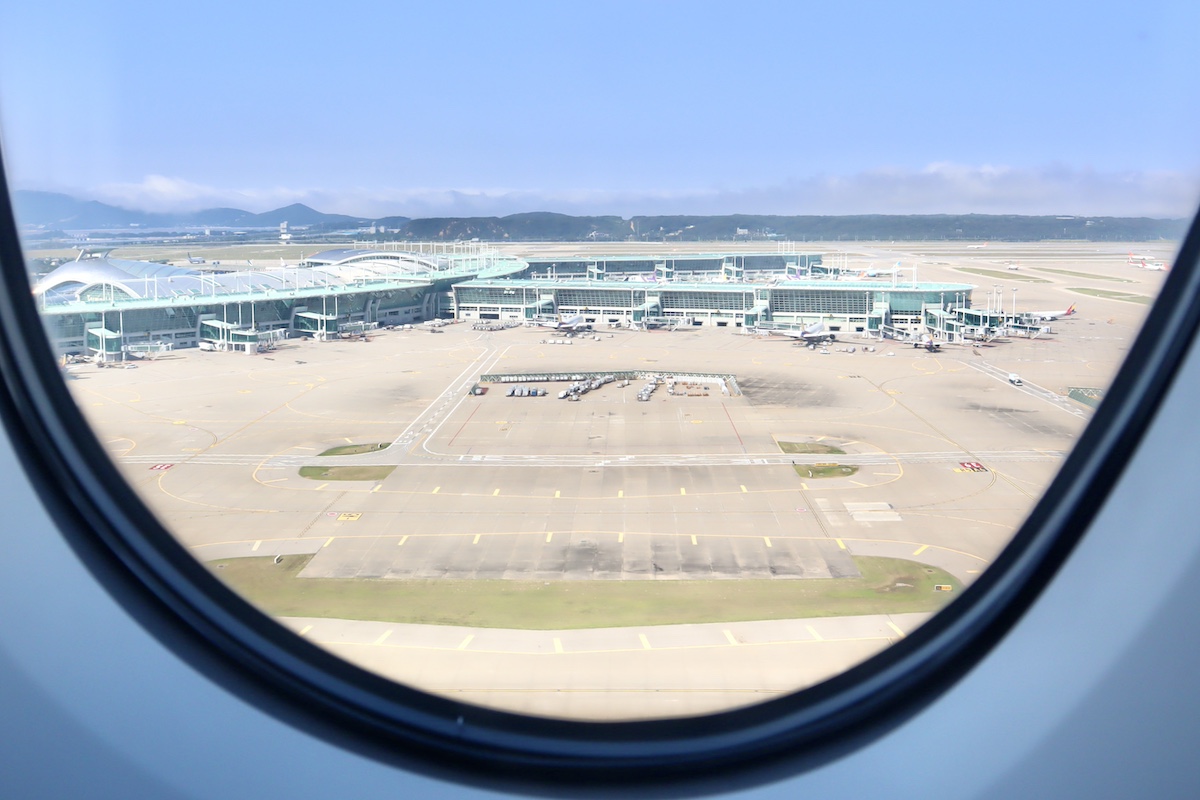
[{"xmin": 0, "ymin": 150, "xmax": 1197, "ymax": 790}]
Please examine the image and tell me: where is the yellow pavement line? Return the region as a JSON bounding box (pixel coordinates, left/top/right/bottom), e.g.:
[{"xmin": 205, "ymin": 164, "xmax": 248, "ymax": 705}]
[
  {"xmin": 373, "ymin": 630, "xmax": 392, "ymax": 645},
  {"xmin": 806, "ymin": 625, "xmax": 823, "ymax": 641},
  {"xmin": 457, "ymin": 635, "xmax": 474, "ymax": 650},
  {"xmin": 553, "ymin": 638, "xmax": 563, "ymax": 654},
  {"xmin": 618, "ymin": 489, "xmax": 624, "ymax": 498},
  {"xmin": 913, "ymin": 544, "xmax": 929, "ymax": 555},
  {"xmin": 801, "ymin": 482, "xmax": 809, "ymax": 490},
  {"xmin": 554, "ymin": 490, "xmax": 561, "ymax": 498},
  {"xmin": 316, "ymin": 483, "xmax": 329, "ymax": 490},
  {"xmin": 886, "ymin": 621, "xmax": 905, "ymax": 638},
  {"xmin": 546, "ymin": 531, "xmax": 553, "ymax": 542},
  {"xmin": 371, "ymin": 485, "xmax": 382, "ymax": 493},
  {"xmin": 764, "ymin": 537, "xmax": 773, "ymax": 547},
  {"xmin": 835, "ymin": 539, "xmax": 846, "ymax": 549},
  {"xmin": 618, "ymin": 531, "xmax": 624, "ymax": 543},
  {"xmin": 691, "ymin": 535, "xmax": 697, "ymax": 545},
  {"xmin": 639, "ymin": 634, "xmax": 652, "ymax": 650},
  {"xmin": 680, "ymin": 487, "xmax": 686, "ymax": 495},
  {"xmin": 432, "ymin": 486, "xmax": 440, "ymax": 494},
  {"xmin": 492, "ymin": 488, "xmax": 500, "ymax": 496},
  {"xmin": 261, "ymin": 477, "xmax": 287, "ymax": 483},
  {"xmin": 323, "ymin": 537, "xmax": 335, "ymax": 548},
  {"xmin": 398, "ymin": 535, "xmax": 408, "ymax": 546},
  {"xmin": 298, "ymin": 625, "xmax": 312, "ymax": 636},
  {"xmin": 251, "ymin": 540, "xmax": 261, "ymax": 551},
  {"xmin": 740, "ymin": 485, "xmax": 748, "ymax": 493},
  {"xmin": 723, "ymin": 630, "xmax": 739, "ymax": 646},
  {"xmin": 472, "ymin": 534, "xmax": 481, "ymax": 545}
]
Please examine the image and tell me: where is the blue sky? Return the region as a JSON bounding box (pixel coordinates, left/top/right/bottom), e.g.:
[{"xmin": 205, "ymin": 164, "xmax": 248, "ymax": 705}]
[{"xmin": 1, "ymin": 1, "xmax": 1198, "ymax": 218}]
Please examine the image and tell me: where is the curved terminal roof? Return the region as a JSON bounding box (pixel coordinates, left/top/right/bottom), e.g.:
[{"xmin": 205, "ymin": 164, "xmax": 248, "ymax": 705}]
[{"xmin": 33, "ymin": 251, "xmax": 530, "ymax": 310}]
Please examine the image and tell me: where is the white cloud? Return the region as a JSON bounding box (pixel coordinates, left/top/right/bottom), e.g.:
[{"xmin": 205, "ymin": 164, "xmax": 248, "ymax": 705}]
[{"xmin": 66, "ymin": 165, "xmax": 1200, "ymax": 219}]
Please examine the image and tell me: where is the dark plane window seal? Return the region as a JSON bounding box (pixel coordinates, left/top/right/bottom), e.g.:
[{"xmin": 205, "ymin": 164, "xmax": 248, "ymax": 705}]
[{"xmin": 1, "ymin": 155, "xmax": 1199, "ymax": 791}]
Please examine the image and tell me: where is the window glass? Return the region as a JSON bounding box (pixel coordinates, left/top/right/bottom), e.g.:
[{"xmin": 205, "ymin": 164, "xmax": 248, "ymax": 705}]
[{"xmin": 1, "ymin": 1, "xmax": 1197, "ymax": 723}]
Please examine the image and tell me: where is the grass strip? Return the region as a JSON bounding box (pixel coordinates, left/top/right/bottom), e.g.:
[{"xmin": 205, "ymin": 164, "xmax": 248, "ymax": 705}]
[
  {"xmin": 1066, "ymin": 287, "xmax": 1153, "ymax": 304},
  {"xmin": 956, "ymin": 268, "xmax": 1050, "ymax": 283},
  {"xmin": 318, "ymin": 443, "xmax": 391, "ymax": 456},
  {"xmin": 778, "ymin": 442, "xmax": 845, "ymax": 455},
  {"xmin": 299, "ymin": 465, "xmax": 396, "ymax": 481},
  {"xmin": 793, "ymin": 464, "xmax": 859, "ymax": 479},
  {"xmin": 208, "ymin": 554, "xmax": 961, "ymax": 629},
  {"xmin": 1033, "ymin": 267, "xmax": 1134, "ymax": 282}
]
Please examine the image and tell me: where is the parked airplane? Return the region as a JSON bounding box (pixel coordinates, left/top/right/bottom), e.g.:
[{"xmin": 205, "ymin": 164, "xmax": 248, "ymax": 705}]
[
  {"xmin": 967, "ymin": 242, "xmax": 989, "ymax": 249},
  {"xmin": 912, "ymin": 333, "xmax": 942, "ymax": 351},
  {"xmin": 186, "ymin": 253, "xmax": 205, "ymax": 264},
  {"xmin": 764, "ymin": 320, "xmax": 836, "ymax": 344},
  {"xmin": 1027, "ymin": 303, "xmax": 1078, "ymax": 321},
  {"xmin": 1131, "ymin": 257, "xmax": 1169, "ymax": 271},
  {"xmin": 537, "ymin": 313, "xmax": 585, "ymax": 330}
]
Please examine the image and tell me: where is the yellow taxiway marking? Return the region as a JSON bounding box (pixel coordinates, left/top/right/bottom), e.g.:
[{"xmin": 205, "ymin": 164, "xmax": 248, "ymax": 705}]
[
  {"xmin": 371, "ymin": 485, "xmax": 381, "ymax": 493},
  {"xmin": 913, "ymin": 544, "xmax": 929, "ymax": 556},
  {"xmin": 398, "ymin": 535, "xmax": 408, "ymax": 546},
  {"xmin": 495, "ymin": 420, "xmax": 507, "ymax": 425},
  {"xmin": 298, "ymin": 625, "xmax": 312, "ymax": 637},
  {"xmin": 886, "ymin": 621, "xmax": 905, "ymax": 638},
  {"xmin": 553, "ymin": 638, "xmax": 564, "ymax": 654},
  {"xmin": 740, "ymin": 485, "xmax": 748, "ymax": 493},
  {"xmin": 618, "ymin": 489, "xmax": 624, "ymax": 498},
  {"xmin": 296, "ymin": 446, "xmax": 316, "ymax": 451},
  {"xmin": 492, "ymin": 488, "xmax": 500, "ymax": 496},
  {"xmin": 323, "ymin": 537, "xmax": 335, "ymax": 548},
  {"xmin": 691, "ymin": 535, "xmax": 698, "ymax": 545},
  {"xmin": 618, "ymin": 531, "xmax": 624, "ymax": 543},
  {"xmin": 261, "ymin": 477, "xmax": 286, "ymax": 483},
  {"xmin": 554, "ymin": 490, "xmax": 561, "ymax": 498},
  {"xmin": 457, "ymin": 635, "xmax": 474, "ymax": 650},
  {"xmin": 850, "ymin": 480, "xmax": 868, "ymax": 487},
  {"xmin": 966, "ymin": 569, "xmax": 981, "ymax": 574},
  {"xmin": 764, "ymin": 537, "xmax": 773, "ymax": 547},
  {"xmin": 835, "ymin": 539, "xmax": 846, "ymax": 550},
  {"xmin": 691, "ymin": 419, "xmax": 702, "ymax": 424},
  {"xmin": 316, "ymin": 483, "xmax": 329, "ymax": 490},
  {"xmin": 680, "ymin": 487, "xmax": 687, "ymax": 496},
  {"xmin": 238, "ymin": 389, "xmax": 252, "ymax": 394},
  {"xmin": 172, "ymin": 420, "xmax": 186, "ymax": 425},
  {"xmin": 723, "ymin": 630, "xmax": 739, "ymax": 646},
  {"xmin": 546, "ymin": 531, "xmax": 554, "ymax": 542},
  {"xmin": 373, "ymin": 630, "xmax": 392, "ymax": 646},
  {"xmin": 432, "ymin": 486, "xmax": 440, "ymax": 494},
  {"xmin": 251, "ymin": 540, "xmax": 261, "ymax": 552},
  {"xmin": 344, "ymin": 437, "xmax": 353, "ymax": 443},
  {"xmin": 801, "ymin": 482, "xmax": 809, "ymax": 490},
  {"xmin": 806, "ymin": 625, "xmax": 823, "ymax": 641},
  {"xmin": 843, "ymin": 440, "xmax": 860, "ymax": 445},
  {"xmin": 472, "ymin": 533, "xmax": 481, "ymax": 545},
  {"xmin": 182, "ymin": 447, "xmax": 202, "ymax": 452},
  {"xmin": 337, "ymin": 513, "xmax": 361, "ymax": 521},
  {"xmin": 639, "ymin": 634, "xmax": 652, "ymax": 650},
  {"xmin": 875, "ymin": 472, "xmax": 901, "ymax": 477}
]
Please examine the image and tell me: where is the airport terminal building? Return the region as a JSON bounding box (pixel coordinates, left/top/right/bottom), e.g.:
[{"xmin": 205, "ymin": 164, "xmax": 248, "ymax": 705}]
[{"xmin": 32, "ymin": 246, "xmax": 979, "ymax": 359}]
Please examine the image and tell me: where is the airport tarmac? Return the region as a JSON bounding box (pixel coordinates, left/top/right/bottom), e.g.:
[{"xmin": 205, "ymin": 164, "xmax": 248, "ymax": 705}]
[{"xmin": 63, "ymin": 240, "xmax": 1163, "ymax": 719}]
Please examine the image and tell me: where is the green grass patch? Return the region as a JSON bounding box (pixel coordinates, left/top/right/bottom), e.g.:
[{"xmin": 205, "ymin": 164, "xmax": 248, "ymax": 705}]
[
  {"xmin": 1033, "ymin": 267, "xmax": 1134, "ymax": 282},
  {"xmin": 318, "ymin": 443, "xmax": 391, "ymax": 456},
  {"xmin": 793, "ymin": 464, "xmax": 859, "ymax": 479},
  {"xmin": 208, "ymin": 555, "xmax": 961, "ymax": 628},
  {"xmin": 956, "ymin": 267, "xmax": 1050, "ymax": 283},
  {"xmin": 1067, "ymin": 287, "xmax": 1154, "ymax": 304},
  {"xmin": 778, "ymin": 441, "xmax": 845, "ymax": 455},
  {"xmin": 298, "ymin": 465, "xmax": 396, "ymax": 481}
]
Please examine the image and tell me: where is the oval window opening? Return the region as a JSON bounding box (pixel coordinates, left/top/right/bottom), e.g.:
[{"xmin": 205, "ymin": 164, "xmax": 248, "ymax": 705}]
[{"xmin": 1, "ymin": 2, "xmax": 1195, "ymax": 739}]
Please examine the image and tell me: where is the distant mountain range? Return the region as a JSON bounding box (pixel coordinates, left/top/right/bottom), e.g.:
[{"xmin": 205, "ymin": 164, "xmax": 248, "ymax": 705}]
[
  {"xmin": 12, "ymin": 191, "xmax": 371, "ymax": 231},
  {"xmin": 10, "ymin": 190, "xmax": 1189, "ymax": 242}
]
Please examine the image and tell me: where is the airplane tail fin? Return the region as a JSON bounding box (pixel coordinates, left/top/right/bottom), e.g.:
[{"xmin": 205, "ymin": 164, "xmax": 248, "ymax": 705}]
[{"xmin": 1066, "ymin": 304, "xmax": 1077, "ymax": 315}]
